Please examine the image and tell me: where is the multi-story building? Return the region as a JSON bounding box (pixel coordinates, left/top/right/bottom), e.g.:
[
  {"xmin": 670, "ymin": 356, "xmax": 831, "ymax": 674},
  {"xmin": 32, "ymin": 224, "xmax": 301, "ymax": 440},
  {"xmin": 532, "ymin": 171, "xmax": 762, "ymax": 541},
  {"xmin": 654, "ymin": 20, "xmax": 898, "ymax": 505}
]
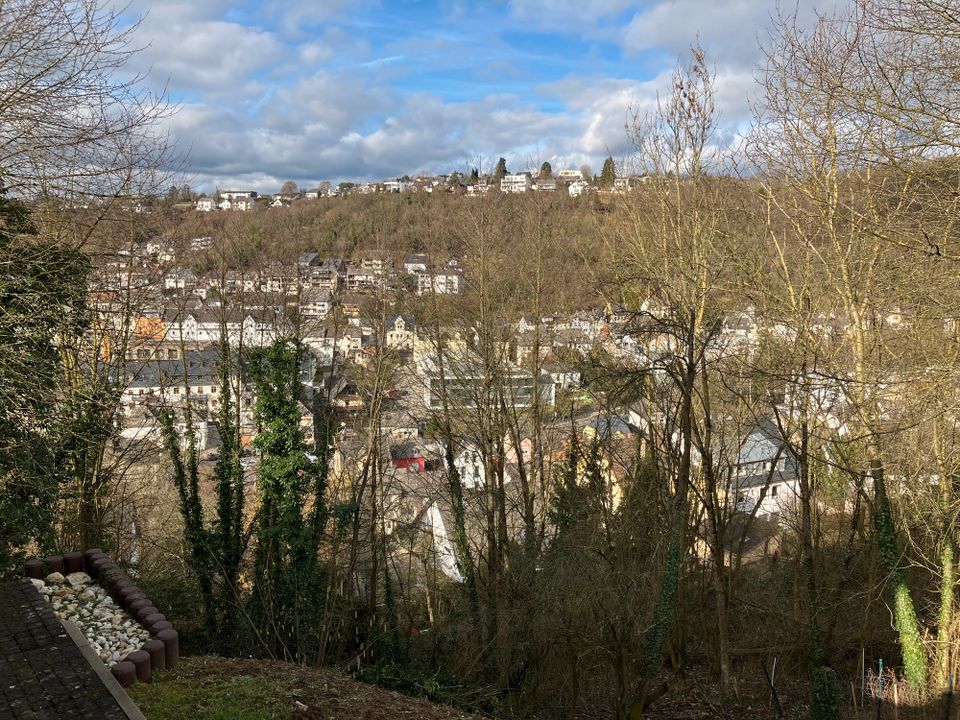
[
  {"xmin": 299, "ymin": 289, "xmax": 331, "ymax": 318},
  {"xmin": 500, "ymin": 173, "xmax": 532, "ymax": 193},
  {"xmin": 419, "ymin": 355, "xmax": 555, "ymax": 409},
  {"xmin": 384, "ymin": 179, "xmax": 413, "ymax": 193},
  {"xmin": 403, "ymin": 254, "xmax": 429, "ymax": 274},
  {"xmin": 416, "ymin": 271, "xmax": 463, "ymax": 295}
]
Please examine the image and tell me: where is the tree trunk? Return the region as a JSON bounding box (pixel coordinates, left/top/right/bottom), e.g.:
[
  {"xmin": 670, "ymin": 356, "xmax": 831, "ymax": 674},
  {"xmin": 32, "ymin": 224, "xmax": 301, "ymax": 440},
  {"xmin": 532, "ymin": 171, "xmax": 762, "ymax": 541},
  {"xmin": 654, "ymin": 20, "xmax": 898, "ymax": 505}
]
[{"xmin": 871, "ymin": 459, "xmax": 927, "ymax": 693}]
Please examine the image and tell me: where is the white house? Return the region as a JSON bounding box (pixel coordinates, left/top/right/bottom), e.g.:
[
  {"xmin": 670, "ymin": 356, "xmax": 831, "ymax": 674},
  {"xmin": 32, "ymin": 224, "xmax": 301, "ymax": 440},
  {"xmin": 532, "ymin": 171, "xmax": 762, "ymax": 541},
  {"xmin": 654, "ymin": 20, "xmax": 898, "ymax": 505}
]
[
  {"xmin": 384, "ymin": 179, "xmax": 413, "ymax": 193},
  {"xmin": 304, "ymin": 261, "xmax": 341, "ymax": 292},
  {"xmin": 299, "ymin": 289, "xmax": 331, "ymax": 318},
  {"xmin": 454, "ymin": 444, "xmax": 486, "ymax": 490},
  {"xmin": 232, "ymin": 197, "xmax": 257, "ymax": 211},
  {"xmin": 403, "ymin": 254, "xmax": 429, "ymax": 274},
  {"xmin": 614, "ymin": 176, "xmax": 647, "ymax": 191},
  {"xmin": 221, "ymin": 190, "xmax": 257, "ymax": 200},
  {"xmin": 385, "ymin": 315, "xmax": 416, "ymax": 351},
  {"xmin": 163, "ymin": 269, "xmax": 197, "ymax": 291},
  {"xmin": 164, "ymin": 310, "xmax": 282, "ymax": 348},
  {"xmin": 119, "ymin": 350, "xmax": 257, "ymax": 434},
  {"xmin": 302, "ymin": 336, "xmax": 335, "ymax": 367},
  {"xmin": 416, "ymin": 271, "xmax": 463, "ymax": 295},
  {"xmin": 195, "ymin": 197, "xmax": 217, "ymax": 212},
  {"xmin": 730, "ymin": 419, "xmax": 801, "ymax": 518},
  {"xmin": 557, "ymin": 169, "xmax": 583, "ymax": 181},
  {"xmin": 466, "ymin": 183, "xmax": 490, "ymax": 196},
  {"xmin": 569, "ymin": 179, "xmax": 592, "ymax": 197},
  {"xmin": 345, "ymin": 266, "xmax": 381, "ymax": 292},
  {"xmin": 501, "ymin": 173, "xmax": 532, "ymax": 193}
]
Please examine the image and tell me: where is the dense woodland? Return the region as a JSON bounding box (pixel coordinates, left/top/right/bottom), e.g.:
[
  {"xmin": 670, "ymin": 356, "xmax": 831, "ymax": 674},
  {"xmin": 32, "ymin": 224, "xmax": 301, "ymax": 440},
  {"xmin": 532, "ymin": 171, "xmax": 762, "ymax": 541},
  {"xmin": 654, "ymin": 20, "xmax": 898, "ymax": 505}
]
[{"xmin": 11, "ymin": 1, "xmax": 960, "ymax": 718}]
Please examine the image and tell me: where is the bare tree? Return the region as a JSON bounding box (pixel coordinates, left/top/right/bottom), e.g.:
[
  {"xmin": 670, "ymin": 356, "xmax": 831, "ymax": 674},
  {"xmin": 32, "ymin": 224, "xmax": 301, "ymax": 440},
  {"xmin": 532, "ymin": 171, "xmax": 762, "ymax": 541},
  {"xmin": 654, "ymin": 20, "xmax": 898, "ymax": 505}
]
[
  {"xmin": 610, "ymin": 46, "xmax": 741, "ymax": 711},
  {"xmin": 0, "ymin": 0, "xmax": 176, "ymax": 201}
]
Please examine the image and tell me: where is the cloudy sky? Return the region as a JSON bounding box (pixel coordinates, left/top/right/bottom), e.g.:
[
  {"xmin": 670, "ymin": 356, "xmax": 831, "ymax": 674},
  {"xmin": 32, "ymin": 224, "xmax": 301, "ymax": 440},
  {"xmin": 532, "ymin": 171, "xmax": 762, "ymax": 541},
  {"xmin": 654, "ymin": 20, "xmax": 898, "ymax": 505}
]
[{"xmin": 123, "ymin": 0, "xmax": 841, "ymax": 193}]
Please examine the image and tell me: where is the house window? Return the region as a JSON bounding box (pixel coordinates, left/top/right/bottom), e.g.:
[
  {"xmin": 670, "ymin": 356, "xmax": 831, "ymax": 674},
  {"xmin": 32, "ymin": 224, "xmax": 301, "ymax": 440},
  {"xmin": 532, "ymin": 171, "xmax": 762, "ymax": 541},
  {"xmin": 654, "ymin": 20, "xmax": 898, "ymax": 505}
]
[
  {"xmin": 736, "ymin": 492, "xmax": 745, "ymax": 504},
  {"xmin": 770, "ymin": 485, "xmax": 779, "ymax": 497},
  {"xmin": 167, "ymin": 349, "xmax": 178, "ymax": 359}
]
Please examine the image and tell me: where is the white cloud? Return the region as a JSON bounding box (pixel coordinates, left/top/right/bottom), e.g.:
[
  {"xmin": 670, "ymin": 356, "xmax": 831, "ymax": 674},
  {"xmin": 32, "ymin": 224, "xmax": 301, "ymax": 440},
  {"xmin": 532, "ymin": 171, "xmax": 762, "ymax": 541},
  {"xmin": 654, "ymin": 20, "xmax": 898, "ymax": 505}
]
[
  {"xmin": 622, "ymin": 0, "xmax": 848, "ymax": 68},
  {"xmin": 296, "ymin": 41, "xmax": 331, "ymax": 66},
  {"xmin": 140, "ymin": 21, "xmax": 281, "ymax": 93},
  {"xmin": 622, "ymin": 0, "xmax": 770, "ymax": 66}
]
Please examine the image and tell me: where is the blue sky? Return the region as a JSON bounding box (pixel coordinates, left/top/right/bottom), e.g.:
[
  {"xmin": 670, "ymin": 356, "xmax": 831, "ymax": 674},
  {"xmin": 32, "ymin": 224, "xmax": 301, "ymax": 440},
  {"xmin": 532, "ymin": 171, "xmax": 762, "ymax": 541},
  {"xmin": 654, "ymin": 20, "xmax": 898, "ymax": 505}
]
[{"xmin": 123, "ymin": 0, "xmax": 840, "ymax": 192}]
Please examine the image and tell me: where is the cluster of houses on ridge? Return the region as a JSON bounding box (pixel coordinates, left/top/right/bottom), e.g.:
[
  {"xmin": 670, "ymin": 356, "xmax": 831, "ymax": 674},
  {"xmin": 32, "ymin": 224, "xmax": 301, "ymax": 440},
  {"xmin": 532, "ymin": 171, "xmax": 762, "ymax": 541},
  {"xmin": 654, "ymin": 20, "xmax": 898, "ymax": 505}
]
[{"xmin": 193, "ymin": 171, "xmax": 649, "ymax": 211}]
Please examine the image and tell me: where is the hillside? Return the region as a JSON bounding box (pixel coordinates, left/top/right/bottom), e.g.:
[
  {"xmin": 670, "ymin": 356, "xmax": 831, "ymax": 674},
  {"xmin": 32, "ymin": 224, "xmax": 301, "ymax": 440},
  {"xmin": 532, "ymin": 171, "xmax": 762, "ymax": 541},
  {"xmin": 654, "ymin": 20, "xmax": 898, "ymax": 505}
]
[{"xmin": 127, "ymin": 656, "xmax": 482, "ymax": 720}]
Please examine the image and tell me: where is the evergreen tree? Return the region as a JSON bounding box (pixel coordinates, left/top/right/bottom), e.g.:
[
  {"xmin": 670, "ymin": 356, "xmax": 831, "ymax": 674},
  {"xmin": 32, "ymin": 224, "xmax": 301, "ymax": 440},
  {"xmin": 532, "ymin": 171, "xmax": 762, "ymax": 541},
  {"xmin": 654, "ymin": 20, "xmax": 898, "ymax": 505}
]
[
  {"xmin": 0, "ymin": 189, "xmax": 89, "ymax": 577},
  {"xmin": 492, "ymin": 157, "xmax": 508, "ymax": 183},
  {"xmin": 539, "ymin": 161, "xmax": 553, "ymax": 178},
  {"xmin": 548, "ymin": 444, "xmax": 581, "ymax": 532},
  {"xmin": 600, "ymin": 156, "xmax": 616, "ymax": 187}
]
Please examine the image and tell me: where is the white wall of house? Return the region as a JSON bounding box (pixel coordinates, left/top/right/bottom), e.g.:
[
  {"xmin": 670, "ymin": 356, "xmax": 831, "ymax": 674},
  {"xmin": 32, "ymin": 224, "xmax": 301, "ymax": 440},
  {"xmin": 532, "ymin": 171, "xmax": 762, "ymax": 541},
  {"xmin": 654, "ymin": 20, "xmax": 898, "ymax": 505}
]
[
  {"xmin": 455, "ymin": 447, "xmax": 485, "ymax": 490},
  {"xmin": 501, "ymin": 174, "xmax": 532, "ymax": 193}
]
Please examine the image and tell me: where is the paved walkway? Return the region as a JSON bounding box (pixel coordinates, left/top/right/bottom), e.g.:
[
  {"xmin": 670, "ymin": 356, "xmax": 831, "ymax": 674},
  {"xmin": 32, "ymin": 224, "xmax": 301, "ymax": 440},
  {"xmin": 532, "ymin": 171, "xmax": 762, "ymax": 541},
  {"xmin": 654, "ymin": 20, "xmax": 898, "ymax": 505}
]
[{"xmin": 0, "ymin": 578, "xmax": 131, "ymax": 719}]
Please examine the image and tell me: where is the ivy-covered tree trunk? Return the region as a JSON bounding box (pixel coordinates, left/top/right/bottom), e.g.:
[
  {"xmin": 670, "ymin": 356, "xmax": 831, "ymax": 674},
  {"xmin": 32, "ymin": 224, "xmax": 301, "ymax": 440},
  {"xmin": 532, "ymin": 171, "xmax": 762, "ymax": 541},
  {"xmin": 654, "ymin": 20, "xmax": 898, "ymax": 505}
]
[
  {"xmin": 159, "ymin": 408, "xmax": 216, "ymax": 636},
  {"xmin": 639, "ymin": 313, "xmax": 696, "ymax": 711},
  {"xmin": 871, "ymin": 460, "xmax": 926, "ymax": 692},
  {"xmin": 248, "ymin": 339, "xmax": 327, "ymax": 662},
  {"xmin": 158, "ymin": 333, "xmax": 253, "ymax": 649},
  {"xmin": 935, "ymin": 450, "xmax": 955, "ymax": 688},
  {"xmin": 211, "ymin": 336, "xmax": 246, "ymax": 648},
  {"xmin": 937, "ymin": 542, "xmax": 954, "ymax": 686}
]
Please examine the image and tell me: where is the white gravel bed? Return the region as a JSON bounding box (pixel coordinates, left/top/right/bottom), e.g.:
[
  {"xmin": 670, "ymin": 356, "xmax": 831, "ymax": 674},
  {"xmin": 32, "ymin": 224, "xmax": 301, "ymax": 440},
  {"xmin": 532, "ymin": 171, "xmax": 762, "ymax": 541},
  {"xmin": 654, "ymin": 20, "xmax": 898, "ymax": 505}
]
[{"xmin": 30, "ymin": 572, "xmax": 151, "ymax": 668}]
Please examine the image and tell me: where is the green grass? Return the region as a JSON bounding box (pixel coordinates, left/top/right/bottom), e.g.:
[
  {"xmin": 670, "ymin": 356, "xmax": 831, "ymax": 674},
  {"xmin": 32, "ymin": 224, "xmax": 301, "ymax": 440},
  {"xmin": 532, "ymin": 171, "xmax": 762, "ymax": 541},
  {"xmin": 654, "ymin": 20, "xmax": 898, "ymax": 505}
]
[
  {"xmin": 128, "ymin": 670, "xmax": 291, "ymax": 720},
  {"xmin": 124, "ymin": 655, "xmax": 478, "ymax": 720}
]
